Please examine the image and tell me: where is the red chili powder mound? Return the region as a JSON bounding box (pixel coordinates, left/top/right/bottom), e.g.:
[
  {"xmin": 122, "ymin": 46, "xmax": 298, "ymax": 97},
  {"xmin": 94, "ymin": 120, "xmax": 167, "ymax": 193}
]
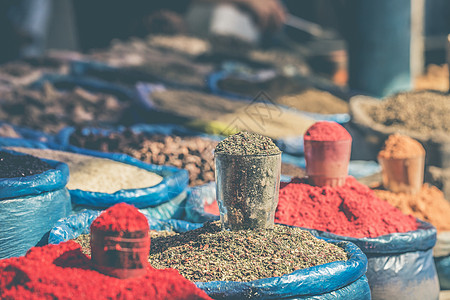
[
  {"xmin": 0, "ymin": 241, "xmax": 212, "ymax": 300},
  {"xmin": 378, "ymin": 133, "xmax": 425, "ymax": 159},
  {"xmin": 275, "ymin": 177, "xmax": 418, "ymax": 238},
  {"xmin": 90, "ymin": 203, "xmax": 148, "ymax": 232},
  {"xmin": 304, "ymin": 121, "xmax": 352, "ymax": 141}
]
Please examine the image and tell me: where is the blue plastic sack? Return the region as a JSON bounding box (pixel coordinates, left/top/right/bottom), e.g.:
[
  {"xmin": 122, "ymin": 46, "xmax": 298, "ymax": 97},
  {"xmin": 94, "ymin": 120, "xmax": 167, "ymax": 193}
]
[
  {"xmin": 195, "ymin": 238, "xmax": 370, "ymax": 299},
  {"xmin": 48, "ymin": 208, "xmax": 204, "ymax": 245},
  {"xmin": 0, "ymin": 148, "xmax": 69, "ymax": 200},
  {"xmin": 303, "ymin": 220, "xmax": 439, "ymax": 300},
  {"xmin": 434, "ymin": 232, "xmax": 450, "ymax": 290},
  {"xmin": 435, "ymin": 256, "xmax": 450, "ymax": 290},
  {"xmin": 0, "ymin": 149, "xmax": 71, "ymax": 258},
  {"xmin": 0, "ymin": 122, "xmax": 56, "ymax": 149}
]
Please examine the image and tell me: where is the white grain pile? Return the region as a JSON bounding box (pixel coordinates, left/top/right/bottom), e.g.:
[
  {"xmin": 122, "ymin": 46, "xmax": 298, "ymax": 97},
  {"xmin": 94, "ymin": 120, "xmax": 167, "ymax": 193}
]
[{"xmin": 8, "ymin": 147, "xmax": 163, "ymax": 193}]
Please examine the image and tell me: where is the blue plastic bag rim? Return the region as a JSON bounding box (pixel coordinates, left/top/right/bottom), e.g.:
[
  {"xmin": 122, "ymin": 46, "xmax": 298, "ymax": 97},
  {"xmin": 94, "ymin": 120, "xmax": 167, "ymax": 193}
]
[
  {"xmin": 0, "ymin": 148, "xmax": 70, "ymax": 200},
  {"xmin": 300, "ymin": 219, "xmax": 436, "ymax": 254}
]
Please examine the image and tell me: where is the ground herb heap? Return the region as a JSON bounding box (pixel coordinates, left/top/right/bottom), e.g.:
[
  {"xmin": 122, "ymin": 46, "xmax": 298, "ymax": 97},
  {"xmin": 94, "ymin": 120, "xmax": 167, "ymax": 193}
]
[
  {"xmin": 275, "ymin": 177, "xmax": 418, "ymax": 238},
  {"xmin": 74, "ymin": 231, "xmax": 176, "ymax": 257},
  {"xmin": 8, "ymin": 148, "xmax": 162, "ymax": 193},
  {"xmin": 0, "ymin": 241, "xmax": 212, "ymax": 300},
  {"xmin": 215, "ymin": 131, "xmax": 280, "ymax": 155},
  {"xmin": 0, "ymin": 151, "xmax": 53, "ymax": 178},
  {"xmin": 366, "ymin": 91, "xmax": 450, "ymax": 135},
  {"xmin": 149, "ymin": 222, "xmax": 348, "ymax": 282}
]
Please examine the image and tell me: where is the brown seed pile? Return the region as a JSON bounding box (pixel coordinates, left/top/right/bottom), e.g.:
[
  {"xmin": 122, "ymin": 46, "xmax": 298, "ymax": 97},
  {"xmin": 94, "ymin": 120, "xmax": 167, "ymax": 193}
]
[
  {"xmin": 277, "ymin": 89, "xmax": 349, "ymax": 114},
  {"xmin": 149, "ymin": 222, "xmax": 348, "ymax": 282},
  {"xmin": 366, "ymin": 91, "xmax": 450, "ymax": 136},
  {"xmin": 69, "ymin": 128, "xmax": 218, "ymax": 186},
  {"xmin": 0, "ymin": 82, "xmax": 128, "ymax": 134}
]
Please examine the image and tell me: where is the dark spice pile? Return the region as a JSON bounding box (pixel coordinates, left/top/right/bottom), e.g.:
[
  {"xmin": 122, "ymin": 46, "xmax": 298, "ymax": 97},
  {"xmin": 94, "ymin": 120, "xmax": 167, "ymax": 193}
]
[
  {"xmin": 0, "ymin": 151, "xmax": 53, "ymax": 178},
  {"xmin": 366, "ymin": 91, "xmax": 450, "ymax": 135},
  {"xmin": 0, "ymin": 82, "xmax": 129, "ymax": 134},
  {"xmin": 69, "ymin": 128, "xmax": 217, "ymax": 186},
  {"xmin": 217, "ymin": 75, "xmax": 309, "ymax": 99},
  {"xmin": 215, "ymin": 131, "xmax": 280, "ymax": 155},
  {"xmin": 149, "ymin": 222, "xmax": 348, "ymax": 282}
]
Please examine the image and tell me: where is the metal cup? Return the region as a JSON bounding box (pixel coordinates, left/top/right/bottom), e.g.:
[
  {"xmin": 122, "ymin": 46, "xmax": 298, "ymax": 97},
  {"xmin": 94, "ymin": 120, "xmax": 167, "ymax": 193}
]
[
  {"xmin": 304, "ymin": 139, "xmax": 352, "ymax": 187},
  {"xmin": 378, "ymin": 154, "xmax": 425, "ymax": 194},
  {"xmin": 215, "ymin": 152, "xmax": 281, "ymax": 230}
]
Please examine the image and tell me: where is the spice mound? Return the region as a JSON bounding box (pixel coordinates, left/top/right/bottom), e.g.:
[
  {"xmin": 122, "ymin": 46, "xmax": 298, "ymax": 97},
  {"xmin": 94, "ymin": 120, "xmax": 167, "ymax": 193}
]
[
  {"xmin": 69, "ymin": 128, "xmax": 217, "ymax": 186},
  {"xmin": 91, "ymin": 203, "xmax": 148, "ymax": 232},
  {"xmin": 8, "ymin": 148, "xmax": 163, "ymax": 193},
  {"xmin": 0, "ymin": 151, "xmax": 53, "ymax": 178},
  {"xmin": 374, "ymin": 184, "xmax": 450, "ymax": 233},
  {"xmin": 304, "ymin": 121, "xmax": 351, "ymax": 141},
  {"xmin": 0, "ymin": 241, "xmax": 212, "ymax": 300},
  {"xmin": 275, "ymin": 177, "xmax": 418, "ymax": 238},
  {"xmin": 277, "ymin": 89, "xmax": 349, "ymax": 115},
  {"xmin": 149, "ymin": 222, "xmax": 348, "ymax": 282},
  {"xmin": 366, "ymin": 91, "xmax": 450, "ymax": 135},
  {"xmin": 378, "ymin": 133, "xmax": 425, "ymax": 159},
  {"xmin": 75, "ymin": 231, "xmax": 176, "ymax": 257},
  {"xmin": 215, "ymin": 131, "xmax": 280, "ymax": 155}
]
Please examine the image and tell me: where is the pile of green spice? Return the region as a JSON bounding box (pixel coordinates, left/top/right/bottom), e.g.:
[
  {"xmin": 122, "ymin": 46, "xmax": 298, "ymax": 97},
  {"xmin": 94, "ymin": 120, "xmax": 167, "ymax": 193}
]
[
  {"xmin": 0, "ymin": 151, "xmax": 53, "ymax": 178},
  {"xmin": 149, "ymin": 222, "xmax": 348, "ymax": 282},
  {"xmin": 215, "ymin": 131, "xmax": 281, "ymax": 155}
]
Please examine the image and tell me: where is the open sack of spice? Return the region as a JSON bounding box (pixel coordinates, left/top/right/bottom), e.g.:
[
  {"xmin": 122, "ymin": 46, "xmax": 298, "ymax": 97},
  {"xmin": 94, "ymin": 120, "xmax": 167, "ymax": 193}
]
[
  {"xmin": 2, "ymin": 203, "xmax": 212, "ymax": 300},
  {"xmin": 368, "ymin": 134, "xmax": 450, "ymax": 291},
  {"xmin": 56, "ymin": 194, "xmax": 370, "ymax": 298},
  {"xmin": 207, "ymin": 70, "xmax": 351, "ymax": 123},
  {"xmin": 0, "ymin": 122, "xmax": 57, "ymax": 149},
  {"xmin": 0, "ymin": 149, "xmax": 71, "ymax": 259},
  {"xmin": 350, "ymin": 90, "xmax": 450, "ymax": 168},
  {"xmin": 0, "ymin": 74, "xmax": 137, "ymax": 135},
  {"xmin": 271, "ymin": 122, "xmax": 439, "ymax": 300},
  {"xmin": 6, "ymin": 147, "xmax": 188, "ymax": 214},
  {"xmin": 57, "ymin": 124, "xmax": 306, "ymax": 187},
  {"xmin": 73, "ymin": 39, "xmax": 214, "ymax": 90},
  {"xmin": 173, "ymin": 131, "xmax": 370, "ymax": 299}
]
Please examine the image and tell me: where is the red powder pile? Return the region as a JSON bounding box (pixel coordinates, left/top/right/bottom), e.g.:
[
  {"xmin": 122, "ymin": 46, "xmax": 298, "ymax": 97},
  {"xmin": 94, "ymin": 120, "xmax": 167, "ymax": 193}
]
[
  {"xmin": 275, "ymin": 177, "xmax": 418, "ymax": 238},
  {"xmin": 0, "ymin": 241, "xmax": 212, "ymax": 300},
  {"xmin": 90, "ymin": 203, "xmax": 148, "ymax": 232},
  {"xmin": 304, "ymin": 121, "xmax": 352, "ymax": 141}
]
